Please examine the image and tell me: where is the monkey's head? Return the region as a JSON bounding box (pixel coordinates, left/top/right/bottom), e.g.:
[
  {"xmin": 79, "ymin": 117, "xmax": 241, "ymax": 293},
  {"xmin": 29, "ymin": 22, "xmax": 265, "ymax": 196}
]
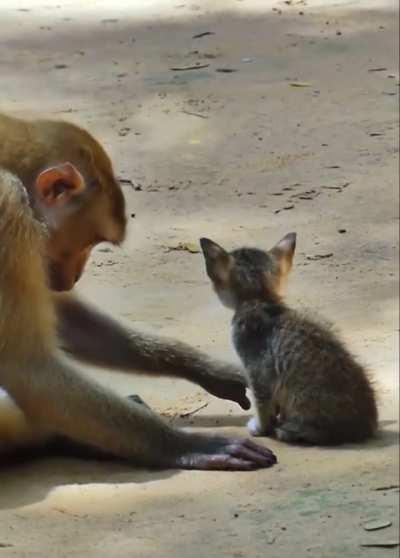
[
  {"xmin": 200, "ymin": 233, "xmax": 296, "ymax": 310},
  {"xmin": 29, "ymin": 121, "xmax": 127, "ymax": 291}
]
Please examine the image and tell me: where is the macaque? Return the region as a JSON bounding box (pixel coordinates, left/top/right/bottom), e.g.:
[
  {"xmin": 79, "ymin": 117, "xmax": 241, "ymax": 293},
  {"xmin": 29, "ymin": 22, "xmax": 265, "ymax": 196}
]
[{"xmin": 0, "ymin": 113, "xmax": 276, "ymax": 470}]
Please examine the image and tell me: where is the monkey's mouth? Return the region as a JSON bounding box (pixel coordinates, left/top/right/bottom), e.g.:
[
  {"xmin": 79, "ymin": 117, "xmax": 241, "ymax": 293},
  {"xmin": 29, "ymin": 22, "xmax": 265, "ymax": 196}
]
[{"xmin": 47, "ymin": 261, "xmax": 75, "ymax": 292}]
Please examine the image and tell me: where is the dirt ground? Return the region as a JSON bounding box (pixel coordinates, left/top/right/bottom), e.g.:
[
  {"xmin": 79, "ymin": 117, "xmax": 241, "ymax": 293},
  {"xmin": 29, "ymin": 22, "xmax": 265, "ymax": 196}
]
[{"xmin": 0, "ymin": 0, "xmax": 399, "ymax": 556}]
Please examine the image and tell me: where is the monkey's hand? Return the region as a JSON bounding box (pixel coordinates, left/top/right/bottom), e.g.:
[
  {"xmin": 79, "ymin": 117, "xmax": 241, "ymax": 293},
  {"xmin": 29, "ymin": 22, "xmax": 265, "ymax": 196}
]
[
  {"xmin": 169, "ymin": 433, "xmax": 277, "ymax": 470},
  {"xmin": 197, "ymin": 364, "xmax": 251, "ymax": 410}
]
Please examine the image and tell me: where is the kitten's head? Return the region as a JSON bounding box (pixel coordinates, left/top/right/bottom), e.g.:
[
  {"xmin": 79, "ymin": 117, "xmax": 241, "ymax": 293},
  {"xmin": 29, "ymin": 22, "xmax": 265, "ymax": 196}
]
[{"xmin": 200, "ymin": 233, "xmax": 296, "ymax": 310}]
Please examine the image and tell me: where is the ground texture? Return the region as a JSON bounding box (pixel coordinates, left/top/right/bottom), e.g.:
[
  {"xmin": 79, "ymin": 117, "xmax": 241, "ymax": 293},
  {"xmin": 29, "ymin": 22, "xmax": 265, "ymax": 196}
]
[{"xmin": 0, "ymin": 1, "xmax": 398, "ymax": 557}]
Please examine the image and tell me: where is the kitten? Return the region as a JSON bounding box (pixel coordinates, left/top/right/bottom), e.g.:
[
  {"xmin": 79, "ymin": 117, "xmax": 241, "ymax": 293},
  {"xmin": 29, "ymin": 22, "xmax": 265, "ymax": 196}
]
[{"xmin": 200, "ymin": 233, "xmax": 378, "ymax": 445}]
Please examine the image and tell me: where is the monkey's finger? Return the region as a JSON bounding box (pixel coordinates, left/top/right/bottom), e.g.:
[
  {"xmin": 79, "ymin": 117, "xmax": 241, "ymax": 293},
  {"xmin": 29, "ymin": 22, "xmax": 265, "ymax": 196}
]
[
  {"xmin": 218, "ymin": 390, "xmax": 251, "ymax": 410},
  {"xmin": 218, "ymin": 383, "xmax": 251, "ymax": 409},
  {"xmin": 179, "ymin": 454, "xmax": 258, "ymax": 471},
  {"xmin": 238, "ymin": 393, "xmax": 251, "ymax": 410},
  {"xmin": 229, "ymin": 441, "xmax": 277, "ymax": 467},
  {"xmin": 243, "ymin": 438, "xmax": 277, "ymax": 458},
  {"xmin": 232, "ymin": 447, "xmax": 277, "ymax": 468}
]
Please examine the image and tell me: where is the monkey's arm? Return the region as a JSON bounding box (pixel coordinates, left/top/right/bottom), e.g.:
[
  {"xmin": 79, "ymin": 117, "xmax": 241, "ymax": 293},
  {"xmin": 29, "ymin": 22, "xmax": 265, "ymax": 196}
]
[{"xmin": 55, "ymin": 294, "xmax": 251, "ymax": 410}]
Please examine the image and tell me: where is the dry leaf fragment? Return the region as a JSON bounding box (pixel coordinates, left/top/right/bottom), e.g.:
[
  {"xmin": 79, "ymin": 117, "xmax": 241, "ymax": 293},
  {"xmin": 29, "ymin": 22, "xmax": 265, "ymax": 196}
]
[
  {"xmin": 170, "ymin": 64, "xmax": 210, "ymax": 71},
  {"xmin": 180, "ymin": 402, "xmax": 209, "ymax": 417},
  {"xmin": 363, "ymin": 520, "xmax": 392, "ymax": 531},
  {"xmin": 118, "ymin": 177, "xmax": 134, "ymax": 188},
  {"xmin": 181, "ymin": 110, "xmax": 208, "ymax": 119},
  {"xmin": 360, "ymin": 541, "xmax": 399, "ymax": 548},
  {"xmin": 192, "ymin": 31, "xmax": 215, "ymax": 39},
  {"xmin": 165, "ymin": 242, "xmax": 200, "ymax": 253},
  {"xmin": 275, "ymin": 205, "xmax": 295, "ymax": 214},
  {"xmin": 290, "ymin": 82, "xmax": 311, "ymax": 87},
  {"xmin": 306, "ymin": 253, "xmax": 333, "ymax": 261},
  {"xmin": 216, "ymin": 68, "xmax": 238, "ymax": 73},
  {"xmin": 373, "ymin": 484, "xmax": 399, "ymax": 491}
]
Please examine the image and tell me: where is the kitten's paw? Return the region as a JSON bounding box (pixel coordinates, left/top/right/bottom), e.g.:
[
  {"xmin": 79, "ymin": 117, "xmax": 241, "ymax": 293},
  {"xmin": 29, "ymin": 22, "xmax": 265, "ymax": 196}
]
[{"xmin": 247, "ymin": 416, "xmax": 264, "ymax": 437}]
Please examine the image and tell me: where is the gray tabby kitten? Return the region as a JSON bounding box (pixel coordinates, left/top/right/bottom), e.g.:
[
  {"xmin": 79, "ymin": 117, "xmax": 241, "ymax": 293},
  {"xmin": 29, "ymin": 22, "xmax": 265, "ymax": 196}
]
[{"xmin": 200, "ymin": 233, "xmax": 377, "ymax": 445}]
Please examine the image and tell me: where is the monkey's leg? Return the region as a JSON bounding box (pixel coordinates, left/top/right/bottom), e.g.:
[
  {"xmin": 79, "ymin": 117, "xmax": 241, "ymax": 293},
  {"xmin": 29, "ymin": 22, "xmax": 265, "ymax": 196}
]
[
  {"xmin": 51, "ymin": 394, "xmax": 152, "ymax": 460},
  {"xmin": 0, "ymin": 390, "xmax": 149, "ymax": 459},
  {"xmin": 55, "ymin": 294, "xmax": 251, "ymax": 410},
  {"xmin": 0, "ymin": 388, "xmax": 53, "ymax": 454}
]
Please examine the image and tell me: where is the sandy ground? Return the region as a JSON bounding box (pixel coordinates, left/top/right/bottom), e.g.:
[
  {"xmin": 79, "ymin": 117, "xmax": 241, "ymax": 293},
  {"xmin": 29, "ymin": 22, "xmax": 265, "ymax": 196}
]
[{"xmin": 0, "ymin": 0, "xmax": 399, "ymax": 556}]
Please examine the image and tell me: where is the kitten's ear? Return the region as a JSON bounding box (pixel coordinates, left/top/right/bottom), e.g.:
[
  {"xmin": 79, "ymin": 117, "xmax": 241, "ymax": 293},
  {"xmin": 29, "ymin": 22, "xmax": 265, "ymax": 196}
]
[
  {"xmin": 200, "ymin": 238, "xmax": 232, "ymax": 283},
  {"xmin": 270, "ymin": 232, "xmax": 297, "ymax": 277}
]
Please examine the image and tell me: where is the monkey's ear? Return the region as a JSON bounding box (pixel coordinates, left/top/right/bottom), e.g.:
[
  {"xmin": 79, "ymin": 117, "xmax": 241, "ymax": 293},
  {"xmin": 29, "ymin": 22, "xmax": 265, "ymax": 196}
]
[
  {"xmin": 35, "ymin": 163, "xmax": 85, "ymax": 206},
  {"xmin": 200, "ymin": 238, "xmax": 232, "ymax": 283},
  {"xmin": 270, "ymin": 232, "xmax": 297, "ymax": 277}
]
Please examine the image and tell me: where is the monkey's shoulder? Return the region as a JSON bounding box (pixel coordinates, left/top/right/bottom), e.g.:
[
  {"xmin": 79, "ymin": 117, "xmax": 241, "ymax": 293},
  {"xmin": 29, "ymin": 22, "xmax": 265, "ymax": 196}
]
[
  {"xmin": 0, "ymin": 169, "xmax": 46, "ymax": 242},
  {"xmin": 0, "ymin": 169, "xmax": 30, "ymax": 210}
]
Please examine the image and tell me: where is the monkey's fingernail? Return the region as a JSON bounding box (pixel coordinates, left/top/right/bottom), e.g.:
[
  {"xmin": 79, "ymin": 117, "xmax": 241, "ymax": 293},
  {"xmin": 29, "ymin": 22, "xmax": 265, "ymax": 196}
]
[{"xmin": 241, "ymin": 398, "xmax": 251, "ymax": 410}]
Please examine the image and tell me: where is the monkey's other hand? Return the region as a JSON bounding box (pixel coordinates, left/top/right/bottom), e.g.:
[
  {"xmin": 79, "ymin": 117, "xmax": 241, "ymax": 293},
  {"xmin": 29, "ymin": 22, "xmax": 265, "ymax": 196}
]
[
  {"xmin": 170, "ymin": 434, "xmax": 277, "ymax": 470},
  {"xmin": 199, "ymin": 366, "xmax": 251, "ymax": 410}
]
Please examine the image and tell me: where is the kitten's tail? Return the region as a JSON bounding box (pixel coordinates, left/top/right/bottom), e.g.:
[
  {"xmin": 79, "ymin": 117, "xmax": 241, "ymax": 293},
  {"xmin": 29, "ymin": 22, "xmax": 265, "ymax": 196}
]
[{"xmin": 276, "ymin": 414, "xmax": 377, "ymax": 445}]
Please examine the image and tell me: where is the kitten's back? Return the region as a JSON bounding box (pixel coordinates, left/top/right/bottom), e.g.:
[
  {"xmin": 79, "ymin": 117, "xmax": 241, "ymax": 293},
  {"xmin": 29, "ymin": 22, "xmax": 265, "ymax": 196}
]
[{"xmin": 271, "ymin": 309, "xmax": 378, "ymax": 444}]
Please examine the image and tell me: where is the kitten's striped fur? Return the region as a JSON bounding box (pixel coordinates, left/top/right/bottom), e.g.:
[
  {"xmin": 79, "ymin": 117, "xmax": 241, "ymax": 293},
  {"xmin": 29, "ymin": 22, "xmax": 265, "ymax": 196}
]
[{"xmin": 200, "ymin": 234, "xmax": 377, "ymax": 445}]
